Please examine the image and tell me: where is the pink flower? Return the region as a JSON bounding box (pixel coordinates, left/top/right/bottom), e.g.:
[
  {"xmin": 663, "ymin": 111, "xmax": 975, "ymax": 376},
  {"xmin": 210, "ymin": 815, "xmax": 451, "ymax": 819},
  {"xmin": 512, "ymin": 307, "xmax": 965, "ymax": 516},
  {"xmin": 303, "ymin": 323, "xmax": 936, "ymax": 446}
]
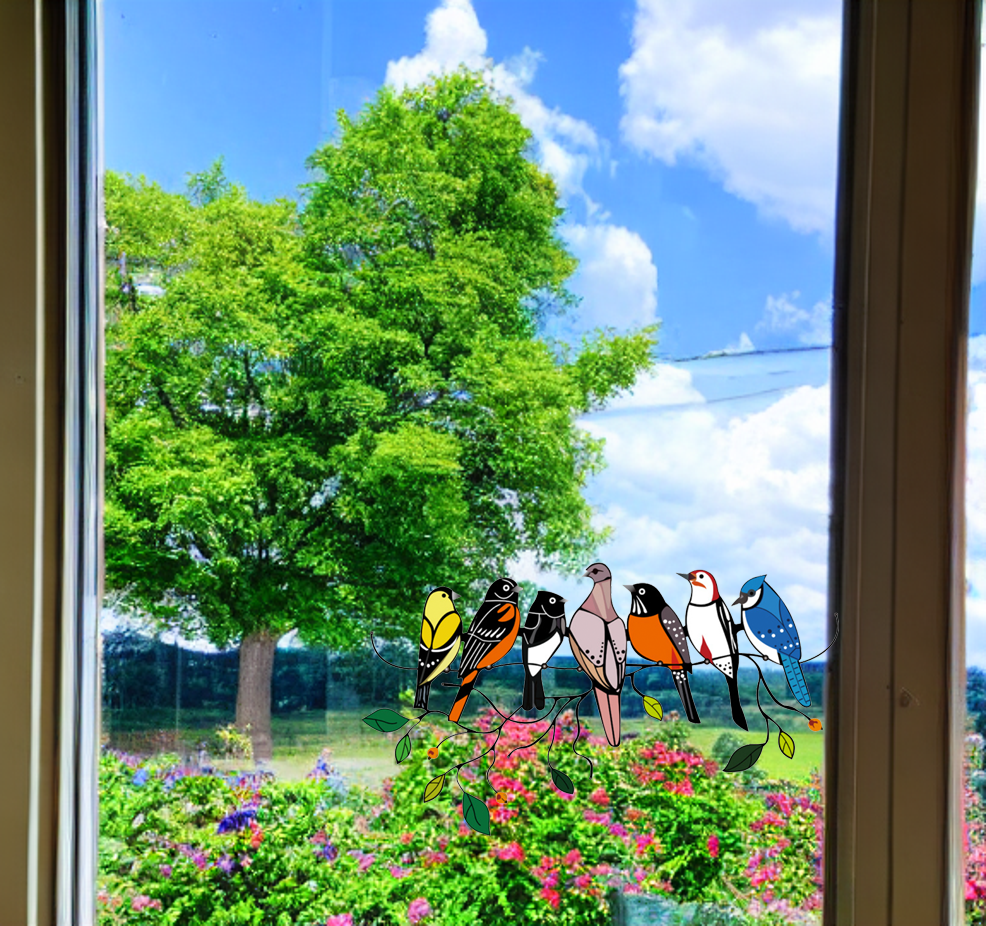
[
  {"xmin": 407, "ymin": 897, "xmax": 433, "ymax": 924},
  {"xmin": 609, "ymin": 823, "xmax": 628, "ymax": 838},
  {"xmin": 420, "ymin": 850, "xmax": 448, "ymax": 867},
  {"xmin": 575, "ymin": 873, "xmax": 593, "ymax": 889},
  {"xmin": 131, "ymin": 895, "xmax": 162, "ymax": 912},
  {"xmin": 563, "ymin": 848, "xmax": 582, "ymax": 868},
  {"xmin": 400, "ymin": 832, "xmax": 414, "ymax": 845},
  {"xmin": 707, "ymin": 834, "xmax": 720, "ymax": 858},
  {"xmin": 495, "ymin": 841, "xmax": 525, "ymax": 862},
  {"xmin": 589, "ymin": 787, "xmax": 610, "ymax": 806},
  {"xmin": 326, "ymin": 915, "xmax": 353, "ymax": 926},
  {"xmin": 583, "ymin": 809, "xmax": 612, "ymax": 825},
  {"xmin": 635, "ymin": 834, "xmax": 656, "ymax": 856},
  {"xmin": 389, "ymin": 864, "xmax": 412, "ymax": 879},
  {"xmin": 539, "ymin": 887, "xmax": 561, "ymax": 909}
]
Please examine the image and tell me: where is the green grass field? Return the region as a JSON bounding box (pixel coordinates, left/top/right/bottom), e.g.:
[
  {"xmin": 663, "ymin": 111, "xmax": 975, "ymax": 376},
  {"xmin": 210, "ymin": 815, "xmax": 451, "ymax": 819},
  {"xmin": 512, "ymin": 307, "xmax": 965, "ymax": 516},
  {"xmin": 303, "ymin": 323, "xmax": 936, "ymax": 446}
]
[{"xmin": 104, "ymin": 707, "xmax": 822, "ymax": 788}]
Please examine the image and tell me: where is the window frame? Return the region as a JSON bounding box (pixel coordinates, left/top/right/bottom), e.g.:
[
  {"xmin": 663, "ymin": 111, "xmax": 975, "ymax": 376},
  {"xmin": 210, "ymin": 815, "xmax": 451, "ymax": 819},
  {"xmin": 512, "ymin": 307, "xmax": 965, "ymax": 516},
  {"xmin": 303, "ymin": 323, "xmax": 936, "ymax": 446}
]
[
  {"xmin": 0, "ymin": 0, "xmax": 979, "ymax": 923},
  {"xmin": 825, "ymin": 1, "xmax": 979, "ymax": 923}
]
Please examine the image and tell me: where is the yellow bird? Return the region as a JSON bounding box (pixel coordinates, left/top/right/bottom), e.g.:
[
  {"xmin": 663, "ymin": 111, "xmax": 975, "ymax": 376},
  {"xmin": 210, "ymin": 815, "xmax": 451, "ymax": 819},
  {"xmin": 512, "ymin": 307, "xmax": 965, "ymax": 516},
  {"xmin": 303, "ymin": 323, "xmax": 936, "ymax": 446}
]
[{"xmin": 414, "ymin": 587, "xmax": 463, "ymax": 710}]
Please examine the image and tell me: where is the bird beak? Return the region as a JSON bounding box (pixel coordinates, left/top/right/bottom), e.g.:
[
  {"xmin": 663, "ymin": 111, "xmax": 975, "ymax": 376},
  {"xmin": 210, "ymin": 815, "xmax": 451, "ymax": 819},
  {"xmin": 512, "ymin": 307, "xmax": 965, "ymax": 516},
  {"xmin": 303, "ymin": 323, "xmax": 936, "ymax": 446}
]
[
  {"xmin": 450, "ymin": 590, "xmax": 461, "ymax": 601},
  {"xmin": 559, "ymin": 597, "xmax": 567, "ymax": 603},
  {"xmin": 623, "ymin": 584, "xmax": 635, "ymax": 592},
  {"xmin": 732, "ymin": 594, "xmax": 746, "ymax": 607},
  {"xmin": 677, "ymin": 572, "xmax": 692, "ymax": 582}
]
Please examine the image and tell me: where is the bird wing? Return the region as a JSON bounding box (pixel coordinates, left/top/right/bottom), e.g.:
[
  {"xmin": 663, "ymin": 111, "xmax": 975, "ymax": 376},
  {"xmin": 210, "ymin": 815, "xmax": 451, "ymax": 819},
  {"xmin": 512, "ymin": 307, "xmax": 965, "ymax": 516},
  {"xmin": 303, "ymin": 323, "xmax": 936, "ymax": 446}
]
[
  {"xmin": 417, "ymin": 610, "xmax": 461, "ymax": 688},
  {"xmin": 777, "ymin": 597, "xmax": 803, "ymax": 659},
  {"xmin": 520, "ymin": 608, "xmax": 543, "ymax": 642},
  {"xmin": 607, "ymin": 617, "xmax": 628, "ymax": 690},
  {"xmin": 715, "ymin": 599, "xmax": 738, "ymax": 653},
  {"xmin": 660, "ymin": 605, "xmax": 692, "ymax": 671},
  {"xmin": 570, "ymin": 635, "xmax": 608, "ymax": 688},
  {"xmin": 459, "ymin": 601, "xmax": 519, "ymax": 677},
  {"xmin": 569, "ymin": 608, "xmax": 608, "ymax": 672}
]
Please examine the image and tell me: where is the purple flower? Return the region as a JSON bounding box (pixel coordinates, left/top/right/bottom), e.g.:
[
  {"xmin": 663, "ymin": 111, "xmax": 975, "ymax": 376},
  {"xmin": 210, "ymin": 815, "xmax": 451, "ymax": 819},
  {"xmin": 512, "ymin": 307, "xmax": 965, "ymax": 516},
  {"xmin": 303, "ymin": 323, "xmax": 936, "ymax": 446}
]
[
  {"xmin": 408, "ymin": 897, "xmax": 433, "ymax": 924},
  {"xmin": 132, "ymin": 767, "xmax": 149, "ymax": 787},
  {"xmin": 217, "ymin": 808, "xmax": 257, "ymax": 834},
  {"xmin": 217, "ymin": 854, "xmax": 235, "ymax": 874},
  {"xmin": 388, "ymin": 864, "xmax": 412, "ymax": 879},
  {"xmin": 158, "ymin": 864, "xmax": 172, "ymax": 879},
  {"xmin": 315, "ymin": 843, "xmax": 338, "ymax": 862}
]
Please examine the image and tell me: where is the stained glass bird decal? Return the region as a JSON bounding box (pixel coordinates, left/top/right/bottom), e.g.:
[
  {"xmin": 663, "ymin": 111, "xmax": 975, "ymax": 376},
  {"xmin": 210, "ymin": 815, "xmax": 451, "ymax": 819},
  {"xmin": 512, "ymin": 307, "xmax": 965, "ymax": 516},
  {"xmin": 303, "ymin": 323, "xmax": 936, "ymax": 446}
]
[
  {"xmin": 734, "ymin": 575, "xmax": 810, "ymax": 707},
  {"xmin": 568, "ymin": 563, "xmax": 627, "ymax": 746},
  {"xmin": 520, "ymin": 590, "xmax": 567, "ymax": 711},
  {"xmin": 448, "ymin": 578, "xmax": 521, "ymax": 724},
  {"xmin": 413, "ymin": 586, "xmax": 462, "ymax": 710},
  {"xmin": 680, "ymin": 569, "xmax": 749, "ymax": 731},
  {"xmin": 626, "ymin": 582, "xmax": 700, "ymax": 723}
]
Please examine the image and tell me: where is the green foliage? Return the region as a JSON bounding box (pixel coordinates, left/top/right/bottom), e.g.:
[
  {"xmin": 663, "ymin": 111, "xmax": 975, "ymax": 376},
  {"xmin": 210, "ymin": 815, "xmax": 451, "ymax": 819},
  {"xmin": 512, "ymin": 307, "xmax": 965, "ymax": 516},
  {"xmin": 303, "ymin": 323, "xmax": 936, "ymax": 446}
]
[
  {"xmin": 104, "ymin": 70, "xmax": 656, "ymax": 653},
  {"xmin": 98, "ymin": 715, "xmax": 824, "ymax": 925},
  {"xmin": 207, "ymin": 724, "xmax": 254, "ymax": 762}
]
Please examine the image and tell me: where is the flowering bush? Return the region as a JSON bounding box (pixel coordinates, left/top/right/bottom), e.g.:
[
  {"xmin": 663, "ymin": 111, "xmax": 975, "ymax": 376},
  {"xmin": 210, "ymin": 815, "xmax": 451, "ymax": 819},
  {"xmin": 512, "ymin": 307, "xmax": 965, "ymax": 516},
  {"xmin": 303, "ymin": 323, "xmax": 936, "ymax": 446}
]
[
  {"xmin": 966, "ymin": 733, "xmax": 986, "ymax": 920},
  {"xmin": 98, "ymin": 714, "xmax": 824, "ymax": 925}
]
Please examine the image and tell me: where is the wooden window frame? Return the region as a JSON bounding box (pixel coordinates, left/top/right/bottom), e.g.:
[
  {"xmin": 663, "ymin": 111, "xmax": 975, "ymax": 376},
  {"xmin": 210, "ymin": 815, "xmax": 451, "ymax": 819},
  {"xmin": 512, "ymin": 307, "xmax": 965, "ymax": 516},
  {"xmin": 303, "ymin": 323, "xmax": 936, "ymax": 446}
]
[{"xmin": 0, "ymin": 0, "xmax": 980, "ymax": 923}]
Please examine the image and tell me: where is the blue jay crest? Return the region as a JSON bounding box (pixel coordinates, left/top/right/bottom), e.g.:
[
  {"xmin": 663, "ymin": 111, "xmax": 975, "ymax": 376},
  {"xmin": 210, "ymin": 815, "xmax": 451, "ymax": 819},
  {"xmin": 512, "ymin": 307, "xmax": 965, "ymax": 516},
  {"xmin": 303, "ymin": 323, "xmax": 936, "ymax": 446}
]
[{"xmin": 362, "ymin": 566, "xmax": 834, "ymax": 834}]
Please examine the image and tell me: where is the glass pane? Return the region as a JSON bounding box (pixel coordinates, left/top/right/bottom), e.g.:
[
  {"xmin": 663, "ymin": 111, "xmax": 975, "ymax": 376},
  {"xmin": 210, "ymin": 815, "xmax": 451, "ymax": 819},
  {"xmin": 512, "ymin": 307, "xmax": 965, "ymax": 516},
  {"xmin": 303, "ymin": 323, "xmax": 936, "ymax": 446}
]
[
  {"xmin": 99, "ymin": 2, "xmax": 841, "ymax": 923},
  {"xmin": 966, "ymin": 18, "xmax": 986, "ymax": 922}
]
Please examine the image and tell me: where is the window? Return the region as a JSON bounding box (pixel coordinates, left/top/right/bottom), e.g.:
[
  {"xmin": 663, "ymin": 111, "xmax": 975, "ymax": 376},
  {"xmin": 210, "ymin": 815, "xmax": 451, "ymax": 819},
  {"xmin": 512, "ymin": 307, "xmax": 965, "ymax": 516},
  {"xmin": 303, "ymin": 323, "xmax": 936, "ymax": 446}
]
[{"xmin": 0, "ymin": 2, "xmax": 976, "ymax": 925}]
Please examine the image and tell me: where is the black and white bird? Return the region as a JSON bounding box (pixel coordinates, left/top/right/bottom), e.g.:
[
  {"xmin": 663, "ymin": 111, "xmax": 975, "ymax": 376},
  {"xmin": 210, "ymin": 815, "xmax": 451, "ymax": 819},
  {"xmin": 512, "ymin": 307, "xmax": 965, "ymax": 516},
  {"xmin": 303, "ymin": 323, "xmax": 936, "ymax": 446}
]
[
  {"xmin": 679, "ymin": 569, "xmax": 749, "ymax": 731},
  {"xmin": 520, "ymin": 591, "xmax": 567, "ymax": 711}
]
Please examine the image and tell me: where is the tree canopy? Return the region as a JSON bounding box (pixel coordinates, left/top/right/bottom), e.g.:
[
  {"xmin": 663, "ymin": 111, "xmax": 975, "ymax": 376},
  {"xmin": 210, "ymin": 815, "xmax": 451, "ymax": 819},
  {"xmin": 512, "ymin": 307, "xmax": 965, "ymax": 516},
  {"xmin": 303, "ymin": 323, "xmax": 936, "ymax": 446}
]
[{"xmin": 104, "ymin": 71, "xmax": 657, "ymax": 653}]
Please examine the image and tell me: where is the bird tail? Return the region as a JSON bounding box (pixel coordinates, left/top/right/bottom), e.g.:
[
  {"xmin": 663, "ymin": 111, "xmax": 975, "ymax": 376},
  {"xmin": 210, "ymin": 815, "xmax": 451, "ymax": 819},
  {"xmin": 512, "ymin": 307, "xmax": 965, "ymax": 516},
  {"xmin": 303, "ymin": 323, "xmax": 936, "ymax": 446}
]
[
  {"xmin": 414, "ymin": 682, "xmax": 430, "ymax": 711},
  {"xmin": 725, "ymin": 669, "xmax": 749, "ymax": 731},
  {"xmin": 780, "ymin": 652, "xmax": 811, "ymax": 707},
  {"xmin": 671, "ymin": 668, "xmax": 701, "ymax": 724},
  {"xmin": 522, "ymin": 673, "xmax": 535, "ymax": 712},
  {"xmin": 534, "ymin": 673, "xmax": 545, "ymax": 711},
  {"xmin": 448, "ymin": 670, "xmax": 478, "ymax": 724},
  {"xmin": 594, "ymin": 688, "xmax": 621, "ymax": 747}
]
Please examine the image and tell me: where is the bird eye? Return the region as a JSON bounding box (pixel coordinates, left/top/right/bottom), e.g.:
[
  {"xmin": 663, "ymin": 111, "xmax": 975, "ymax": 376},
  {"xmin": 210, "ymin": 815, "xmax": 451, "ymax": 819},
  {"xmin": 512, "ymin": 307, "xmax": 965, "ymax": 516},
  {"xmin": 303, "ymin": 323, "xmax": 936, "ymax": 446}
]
[
  {"xmin": 549, "ymin": 597, "xmax": 556, "ymax": 604},
  {"xmin": 638, "ymin": 588, "xmax": 645, "ymax": 595},
  {"xmin": 441, "ymin": 593, "xmax": 446, "ymax": 598},
  {"xmin": 699, "ymin": 573, "xmax": 705, "ymax": 579}
]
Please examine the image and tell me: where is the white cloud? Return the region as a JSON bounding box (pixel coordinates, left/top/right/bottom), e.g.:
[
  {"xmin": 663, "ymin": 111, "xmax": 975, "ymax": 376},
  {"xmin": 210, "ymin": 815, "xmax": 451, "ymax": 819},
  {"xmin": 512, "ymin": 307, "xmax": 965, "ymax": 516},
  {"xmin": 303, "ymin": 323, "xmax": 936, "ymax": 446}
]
[
  {"xmin": 605, "ymin": 364, "xmax": 705, "ymax": 412},
  {"xmin": 385, "ymin": 0, "xmax": 606, "ymax": 206},
  {"xmin": 619, "ymin": 0, "xmax": 842, "ymax": 235},
  {"xmin": 385, "ymin": 0, "xmax": 487, "ymax": 88},
  {"xmin": 758, "ymin": 291, "xmax": 832, "ymax": 345},
  {"xmin": 386, "ymin": 0, "xmax": 657, "ymax": 335},
  {"xmin": 967, "ymin": 342, "xmax": 986, "ymax": 665},
  {"xmin": 723, "ymin": 332, "xmax": 756, "ymax": 355},
  {"xmin": 562, "ymin": 224, "xmax": 659, "ymax": 330},
  {"xmin": 577, "ymin": 377, "xmax": 833, "ymax": 656}
]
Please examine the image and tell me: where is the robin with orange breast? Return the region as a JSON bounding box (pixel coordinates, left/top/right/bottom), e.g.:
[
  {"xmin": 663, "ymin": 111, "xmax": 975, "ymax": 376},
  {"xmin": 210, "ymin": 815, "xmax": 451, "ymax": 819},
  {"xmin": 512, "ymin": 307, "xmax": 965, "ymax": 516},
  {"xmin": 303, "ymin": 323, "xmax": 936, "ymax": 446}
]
[{"xmin": 625, "ymin": 582, "xmax": 700, "ymax": 723}]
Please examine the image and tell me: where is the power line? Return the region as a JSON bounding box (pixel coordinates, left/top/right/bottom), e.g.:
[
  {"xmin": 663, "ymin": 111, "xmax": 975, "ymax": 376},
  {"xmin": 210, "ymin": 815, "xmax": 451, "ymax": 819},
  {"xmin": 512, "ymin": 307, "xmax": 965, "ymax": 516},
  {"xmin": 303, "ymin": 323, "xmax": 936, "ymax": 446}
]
[{"xmin": 658, "ymin": 344, "xmax": 831, "ymax": 364}]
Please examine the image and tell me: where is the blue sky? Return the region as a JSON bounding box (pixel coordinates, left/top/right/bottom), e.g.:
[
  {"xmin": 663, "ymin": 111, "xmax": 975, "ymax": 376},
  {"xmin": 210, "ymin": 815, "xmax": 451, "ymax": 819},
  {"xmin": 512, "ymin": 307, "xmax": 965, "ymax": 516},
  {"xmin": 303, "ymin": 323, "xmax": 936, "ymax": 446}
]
[
  {"xmin": 105, "ymin": 0, "xmax": 838, "ymax": 360},
  {"xmin": 101, "ymin": 0, "xmax": 986, "ymax": 670}
]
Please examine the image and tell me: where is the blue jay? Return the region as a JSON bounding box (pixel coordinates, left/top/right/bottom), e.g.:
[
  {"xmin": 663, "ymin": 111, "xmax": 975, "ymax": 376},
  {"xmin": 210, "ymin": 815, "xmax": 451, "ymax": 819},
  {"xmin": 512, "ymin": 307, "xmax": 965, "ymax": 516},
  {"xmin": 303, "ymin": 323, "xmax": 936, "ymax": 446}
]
[{"xmin": 733, "ymin": 576, "xmax": 810, "ymax": 707}]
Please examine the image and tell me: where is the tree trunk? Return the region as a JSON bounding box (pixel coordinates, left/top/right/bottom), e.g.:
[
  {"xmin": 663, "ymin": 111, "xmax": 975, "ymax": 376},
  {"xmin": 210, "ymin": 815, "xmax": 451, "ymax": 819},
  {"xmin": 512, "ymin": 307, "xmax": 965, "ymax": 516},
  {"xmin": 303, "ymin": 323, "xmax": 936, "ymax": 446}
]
[{"xmin": 236, "ymin": 630, "xmax": 280, "ymax": 762}]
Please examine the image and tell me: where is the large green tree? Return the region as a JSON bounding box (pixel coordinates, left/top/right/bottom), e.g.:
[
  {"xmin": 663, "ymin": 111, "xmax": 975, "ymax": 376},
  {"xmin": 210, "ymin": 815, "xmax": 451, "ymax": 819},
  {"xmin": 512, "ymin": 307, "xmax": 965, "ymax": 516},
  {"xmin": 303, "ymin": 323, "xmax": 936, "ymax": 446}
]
[{"xmin": 104, "ymin": 72, "xmax": 656, "ymax": 759}]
